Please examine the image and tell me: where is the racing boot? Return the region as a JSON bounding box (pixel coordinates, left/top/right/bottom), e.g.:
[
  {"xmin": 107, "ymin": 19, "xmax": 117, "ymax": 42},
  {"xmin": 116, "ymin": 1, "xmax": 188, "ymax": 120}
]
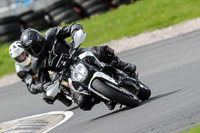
[
  {"xmin": 104, "ymin": 46, "xmax": 137, "ymax": 77},
  {"xmin": 57, "ymin": 93, "xmax": 72, "ymax": 107},
  {"xmin": 117, "ymin": 60, "xmax": 137, "ymax": 76},
  {"xmin": 111, "ymin": 56, "xmax": 137, "ymax": 78}
]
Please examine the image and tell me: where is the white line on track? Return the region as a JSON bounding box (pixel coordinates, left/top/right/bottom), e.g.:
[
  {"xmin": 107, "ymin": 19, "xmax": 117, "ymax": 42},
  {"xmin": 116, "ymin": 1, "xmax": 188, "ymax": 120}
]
[
  {"xmin": 42, "ymin": 111, "xmax": 73, "ymax": 133},
  {"xmin": 0, "ymin": 111, "xmax": 74, "ymax": 133}
]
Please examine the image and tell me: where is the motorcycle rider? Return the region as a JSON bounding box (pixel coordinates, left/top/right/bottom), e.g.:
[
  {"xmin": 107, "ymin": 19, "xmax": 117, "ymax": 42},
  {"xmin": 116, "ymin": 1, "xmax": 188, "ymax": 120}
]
[
  {"xmin": 9, "ymin": 41, "xmax": 72, "ymax": 107},
  {"xmin": 20, "ymin": 23, "xmax": 137, "ymax": 110}
]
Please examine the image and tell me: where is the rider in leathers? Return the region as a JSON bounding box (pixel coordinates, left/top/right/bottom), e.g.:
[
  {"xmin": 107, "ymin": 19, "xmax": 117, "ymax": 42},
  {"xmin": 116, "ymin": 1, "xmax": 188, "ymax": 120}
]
[
  {"xmin": 20, "ymin": 23, "xmax": 137, "ymax": 110},
  {"xmin": 9, "ymin": 41, "xmax": 72, "ymax": 107}
]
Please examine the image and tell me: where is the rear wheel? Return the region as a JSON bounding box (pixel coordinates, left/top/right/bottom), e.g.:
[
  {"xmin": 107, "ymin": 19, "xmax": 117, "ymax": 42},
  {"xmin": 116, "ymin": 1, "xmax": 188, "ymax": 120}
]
[{"xmin": 92, "ymin": 79, "xmax": 139, "ymax": 108}]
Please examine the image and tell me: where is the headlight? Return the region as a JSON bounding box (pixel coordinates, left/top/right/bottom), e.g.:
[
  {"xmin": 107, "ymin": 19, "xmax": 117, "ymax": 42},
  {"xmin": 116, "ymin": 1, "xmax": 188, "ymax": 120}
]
[{"xmin": 71, "ymin": 63, "xmax": 88, "ymax": 82}]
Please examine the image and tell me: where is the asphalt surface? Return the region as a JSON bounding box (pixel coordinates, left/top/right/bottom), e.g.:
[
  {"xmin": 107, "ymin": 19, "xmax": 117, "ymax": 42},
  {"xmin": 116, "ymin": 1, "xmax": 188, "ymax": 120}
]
[{"xmin": 1, "ymin": 29, "xmax": 200, "ymax": 133}]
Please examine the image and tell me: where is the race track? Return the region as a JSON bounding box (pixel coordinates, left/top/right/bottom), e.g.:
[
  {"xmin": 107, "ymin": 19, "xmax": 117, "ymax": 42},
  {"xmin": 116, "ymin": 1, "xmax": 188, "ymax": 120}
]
[{"xmin": 0, "ymin": 29, "xmax": 200, "ymax": 133}]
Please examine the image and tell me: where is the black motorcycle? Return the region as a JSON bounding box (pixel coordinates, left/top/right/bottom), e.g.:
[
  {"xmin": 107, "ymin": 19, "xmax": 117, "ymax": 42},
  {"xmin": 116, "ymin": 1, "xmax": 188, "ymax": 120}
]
[{"xmin": 46, "ymin": 29, "xmax": 151, "ymax": 110}]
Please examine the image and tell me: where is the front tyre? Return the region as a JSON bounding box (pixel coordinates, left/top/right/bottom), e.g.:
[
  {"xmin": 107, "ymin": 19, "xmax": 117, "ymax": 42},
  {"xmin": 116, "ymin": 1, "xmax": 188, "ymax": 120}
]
[{"xmin": 92, "ymin": 79, "xmax": 139, "ymax": 108}]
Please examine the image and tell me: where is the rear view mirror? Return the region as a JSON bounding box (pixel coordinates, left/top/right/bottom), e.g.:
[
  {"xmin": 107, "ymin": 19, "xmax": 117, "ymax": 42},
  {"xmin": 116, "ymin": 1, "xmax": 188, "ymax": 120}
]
[{"xmin": 73, "ymin": 29, "xmax": 86, "ymax": 50}]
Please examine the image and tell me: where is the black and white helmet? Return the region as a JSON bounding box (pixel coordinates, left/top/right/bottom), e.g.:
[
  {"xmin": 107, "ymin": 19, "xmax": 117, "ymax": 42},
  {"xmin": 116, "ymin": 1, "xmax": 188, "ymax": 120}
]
[{"xmin": 9, "ymin": 41, "xmax": 32, "ymax": 66}]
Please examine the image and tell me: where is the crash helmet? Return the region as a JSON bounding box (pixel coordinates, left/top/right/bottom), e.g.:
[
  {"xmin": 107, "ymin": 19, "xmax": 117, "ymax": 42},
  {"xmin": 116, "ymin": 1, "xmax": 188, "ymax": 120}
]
[
  {"xmin": 20, "ymin": 28, "xmax": 44, "ymax": 58},
  {"xmin": 9, "ymin": 41, "xmax": 32, "ymax": 66}
]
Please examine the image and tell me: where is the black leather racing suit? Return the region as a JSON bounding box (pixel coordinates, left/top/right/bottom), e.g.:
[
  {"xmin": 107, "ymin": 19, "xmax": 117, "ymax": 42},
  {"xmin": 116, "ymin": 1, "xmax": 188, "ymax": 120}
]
[
  {"xmin": 32, "ymin": 24, "xmax": 117, "ymax": 85},
  {"xmin": 32, "ymin": 23, "xmax": 136, "ymax": 110}
]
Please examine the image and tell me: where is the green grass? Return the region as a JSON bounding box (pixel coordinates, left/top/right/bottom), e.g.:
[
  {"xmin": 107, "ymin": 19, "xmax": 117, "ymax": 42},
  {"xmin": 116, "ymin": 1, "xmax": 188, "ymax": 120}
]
[
  {"xmin": 1, "ymin": 0, "xmax": 200, "ymax": 77},
  {"xmin": 0, "ymin": 44, "xmax": 15, "ymax": 77},
  {"xmin": 78, "ymin": 0, "xmax": 200, "ymax": 47},
  {"xmin": 182, "ymin": 125, "xmax": 200, "ymax": 133}
]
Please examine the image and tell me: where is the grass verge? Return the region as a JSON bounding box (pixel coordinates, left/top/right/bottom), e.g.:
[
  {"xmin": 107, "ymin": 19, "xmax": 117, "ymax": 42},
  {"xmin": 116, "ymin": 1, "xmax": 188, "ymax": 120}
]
[
  {"xmin": 0, "ymin": 0, "xmax": 200, "ymax": 77},
  {"xmin": 78, "ymin": 0, "xmax": 200, "ymax": 47},
  {"xmin": 0, "ymin": 44, "xmax": 15, "ymax": 77},
  {"xmin": 182, "ymin": 125, "xmax": 200, "ymax": 133}
]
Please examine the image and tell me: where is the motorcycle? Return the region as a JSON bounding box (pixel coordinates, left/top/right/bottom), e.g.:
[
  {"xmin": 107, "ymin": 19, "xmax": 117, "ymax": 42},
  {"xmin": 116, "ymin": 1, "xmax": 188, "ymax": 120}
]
[{"xmin": 45, "ymin": 29, "xmax": 151, "ymax": 110}]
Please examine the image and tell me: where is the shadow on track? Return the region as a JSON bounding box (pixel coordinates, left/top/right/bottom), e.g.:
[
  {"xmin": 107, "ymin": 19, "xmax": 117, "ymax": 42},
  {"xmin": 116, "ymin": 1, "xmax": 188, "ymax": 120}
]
[
  {"xmin": 67, "ymin": 105, "xmax": 80, "ymax": 111},
  {"xmin": 90, "ymin": 89, "xmax": 181, "ymax": 121},
  {"xmin": 90, "ymin": 106, "xmax": 132, "ymax": 121},
  {"xmin": 141, "ymin": 89, "xmax": 182, "ymax": 105}
]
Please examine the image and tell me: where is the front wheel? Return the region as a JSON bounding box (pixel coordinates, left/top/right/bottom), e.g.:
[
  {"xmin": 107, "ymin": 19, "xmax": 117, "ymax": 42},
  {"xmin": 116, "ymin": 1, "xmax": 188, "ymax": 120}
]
[{"xmin": 91, "ymin": 79, "xmax": 139, "ymax": 108}]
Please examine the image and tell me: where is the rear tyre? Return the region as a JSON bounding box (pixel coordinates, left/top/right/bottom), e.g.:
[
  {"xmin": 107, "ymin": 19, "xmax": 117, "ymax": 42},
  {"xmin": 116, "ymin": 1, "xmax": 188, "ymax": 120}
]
[
  {"xmin": 137, "ymin": 81, "xmax": 151, "ymax": 101},
  {"xmin": 0, "ymin": 22, "xmax": 21, "ymax": 35},
  {"xmin": 0, "ymin": 16, "xmax": 19, "ymax": 24},
  {"xmin": 0, "ymin": 31, "xmax": 21, "ymax": 43},
  {"xmin": 92, "ymin": 79, "xmax": 139, "ymax": 108},
  {"xmin": 0, "ymin": 15, "xmax": 21, "ymax": 43},
  {"xmin": 52, "ymin": 9, "xmax": 81, "ymax": 25},
  {"xmin": 86, "ymin": 3, "xmax": 109, "ymax": 17},
  {"xmin": 20, "ymin": 10, "xmax": 49, "ymax": 30}
]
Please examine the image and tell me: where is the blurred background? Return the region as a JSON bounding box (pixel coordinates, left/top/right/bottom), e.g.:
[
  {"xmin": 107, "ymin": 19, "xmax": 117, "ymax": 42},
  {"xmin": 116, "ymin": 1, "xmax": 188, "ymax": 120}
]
[
  {"xmin": 0, "ymin": 0, "xmax": 137, "ymax": 76},
  {"xmin": 0, "ymin": 0, "xmax": 199, "ymax": 77},
  {"xmin": 0, "ymin": 0, "xmax": 135, "ymax": 43}
]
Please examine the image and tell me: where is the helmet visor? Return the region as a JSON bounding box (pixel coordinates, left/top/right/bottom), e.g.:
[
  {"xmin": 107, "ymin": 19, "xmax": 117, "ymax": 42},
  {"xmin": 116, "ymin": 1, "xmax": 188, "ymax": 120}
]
[
  {"xmin": 14, "ymin": 51, "xmax": 29, "ymax": 63},
  {"xmin": 26, "ymin": 45, "xmax": 42, "ymax": 57},
  {"xmin": 25, "ymin": 39, "xmax": 43, "ymax": 57}
]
